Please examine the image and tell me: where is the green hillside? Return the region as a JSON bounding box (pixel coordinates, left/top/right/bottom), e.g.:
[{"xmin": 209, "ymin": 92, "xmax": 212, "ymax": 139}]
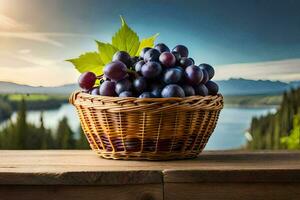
[{"xmin": 248, "ymin": 88, "xmax": 300, "ymax": 150}]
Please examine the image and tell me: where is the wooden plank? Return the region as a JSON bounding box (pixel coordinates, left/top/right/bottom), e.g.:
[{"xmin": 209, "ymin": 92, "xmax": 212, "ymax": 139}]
[
  {"xmin": 0, "ymin": 171, "xmax": 163, "ymax": 185},
  {"xmin": 164, "ymin": 169, "xmax": 300, "ymax": 183},
  {"xmin": 164, "ymin": 183, "xmax": 300, "ymax": 200},
  {"xmin": 0, "ymin": 184, "xmax": 163, "ymax": 200},
  {"xmin": 1, "ymin": 150, "xmax": 300, "ymax": 185}
]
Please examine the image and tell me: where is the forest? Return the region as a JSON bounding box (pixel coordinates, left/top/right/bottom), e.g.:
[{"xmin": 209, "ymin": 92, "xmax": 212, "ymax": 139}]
[
  {"xmin": 0, "ymin": 99, "xmax": 89, "ymax": 149},
  {"xmin": 248, "ymin": 88, "xmax": 300, "ymax": 150}
]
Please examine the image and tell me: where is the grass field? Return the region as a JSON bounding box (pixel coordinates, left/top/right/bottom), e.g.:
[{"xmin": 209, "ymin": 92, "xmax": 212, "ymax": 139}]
[
  {"xmin": 7, "ymin": 94, "xmax": 68, "ymax": 101},
  {"xmin": 224, "ymin": 94, "xmax": 282, "ymax": 106}
]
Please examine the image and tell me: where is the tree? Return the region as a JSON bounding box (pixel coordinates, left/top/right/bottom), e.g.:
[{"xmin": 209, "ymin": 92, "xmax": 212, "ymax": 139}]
[
  {"xmin": 76, "ymin": 127, "xmax": 90, "ymax": 149},
  {"xmin": 55, "ymin": 117, "xmax": 76, "ymax": 149},
  {"xmin": 281, "ymin": 114, "xmax": 300, "ymax": 150}
]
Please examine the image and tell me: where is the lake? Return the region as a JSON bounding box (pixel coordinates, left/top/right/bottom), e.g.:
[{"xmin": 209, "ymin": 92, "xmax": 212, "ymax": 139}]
[{"xmin": 1, "ymin": 104, "xmax": 276, "ymax": 150}]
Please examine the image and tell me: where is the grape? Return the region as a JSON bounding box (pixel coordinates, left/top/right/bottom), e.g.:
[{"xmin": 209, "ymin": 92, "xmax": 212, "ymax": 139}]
[
  {"xmin": 139, "ymin": 47, "xmax": 152, "ymax": 58},
  {"xmin": 199, "ymin": 63, "xmax": 215, "ymax": 79},
  {"xmin": 99, "ymin": 81, "xmax": 117, "ymax": 96},
  {"xmin": 154, "ymin": 43, "xmax": 170, "ymax": 53},
  {"xmin": 150, "ymin": 83, "xmax": 164, "ymax": 97},
  {"xmin": 172, "ymin": 51, "xmax": 181, "ymax": 63},
  {"xmin": 205, "ymin": 81, "xmax": 219, "ymax": 95},
  {"xmin": 182, "ymin": 85, "xmax": 195, "ymax": 96},
  {"xmin": 134, "ymin": 60, "xmax": 145, "ymax": 73},
  {"xmin": 172, "ymin": 45, "xmax": 189, "ymax": 57},
  {"xmin": 78, "ymin": 71, "xmax": 96, "ymax": 90},
  {"xmin": 159, "ymin": 52, "xmax": 176, "ymax": 67},
  {"xmin": 91, "ymin": 87, "xmax": 100, "ymax": 95},
  {"xmin": 161, "ymin": 84, "xmax": 185, "ymax": 98},
  {"xmin": 139, "ymin": 92, "xmax": 154, "ymax": 98},
  {"xmin": 143, "ymin": 48, "xmax": 160, "ymax": 62},
  {"xmin": 104, "ymin": 61, "xmax": 128, "ymax": 81},
  {"xmin": 185, "ymin": 65, "xmax": 203, "ymax": 85},
  {"xmin": 201, "ymin": 69, "xmax": 209, "ymax": 84},
  {"xmin": 133, "ymin": 77, "xmax": 147, "ymax": 94},
  {"xmin": 194, "ymin": 84, "xmax": 208, "ymax": 96},
  {"xmin": 131, "ymin": 56, "xmax": 140, "ymax": 66},
  {"xmin": 119, "ymin": 91, "xmax": 134, "ymax": 97},
  {"xmin": 151, "ymin": 88, "xmax": 162, "ymax": 97},
  {"xmin": 112, "ymin": 51, "xmax": 132, "ymax": 67},
  {"xmin": 179, "ymin": 57, "xmax": 193, "ymax": 68},
  {"xmin": 189, "ymin": 57, "xmax": 195, "ymax": 64},
  {"xmin": 141, "ymin": 61, "xmax": 162, "ymax": 79},
  {"xmin": 163, "ymin": 68, "xmax": 183, "ymax": 84},
  {"xmin": 115, "ymin": 78, "xmax": 132, "ymax": 95}
]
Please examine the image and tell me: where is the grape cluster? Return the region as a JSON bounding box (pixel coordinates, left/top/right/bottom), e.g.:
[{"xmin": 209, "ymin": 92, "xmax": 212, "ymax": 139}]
[{"xmin": 78, "ymin": 44, "xmax": 219, "ymax": 98}]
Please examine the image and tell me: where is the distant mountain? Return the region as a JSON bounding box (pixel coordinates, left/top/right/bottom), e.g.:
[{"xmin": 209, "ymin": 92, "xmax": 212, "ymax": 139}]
[
  {"xmin": 0, "ymin": 81, "xmax": 78, "ymax": 94},
  {"xmin": 0, "ymin": 78, "xmax": 298, "ymax": 95},
  {"xmin": 215, "ymin": 78, "xmax": 293, "ymax": 95}
]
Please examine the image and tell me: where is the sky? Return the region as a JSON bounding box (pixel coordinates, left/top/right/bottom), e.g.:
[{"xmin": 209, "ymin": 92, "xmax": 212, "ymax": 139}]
[{"xmin": 0, "ymin": 0, "xmax": 300, "ymax": 86}]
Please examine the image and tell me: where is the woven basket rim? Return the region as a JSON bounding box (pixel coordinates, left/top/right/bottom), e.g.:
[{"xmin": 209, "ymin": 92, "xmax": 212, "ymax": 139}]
[{"xmin": 70, "ymin": 90, "xmax": 224, "ymax": 103}]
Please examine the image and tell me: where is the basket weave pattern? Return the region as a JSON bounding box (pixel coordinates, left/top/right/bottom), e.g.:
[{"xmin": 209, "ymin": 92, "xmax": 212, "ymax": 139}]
[{"xmin": 70, "ymin": 91, "xmax": 223, "ymax": 160}]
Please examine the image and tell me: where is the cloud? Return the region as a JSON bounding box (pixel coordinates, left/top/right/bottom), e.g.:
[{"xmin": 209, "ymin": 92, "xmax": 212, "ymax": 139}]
[
  {"xmin": 0, "ymin": 14, "xmax": 29, "ymax": 30},
  {"xmin": 215, "ymin": 58, "xmax": 300, "ymax": 82},
  {"xmin": 0, "ymin": 14, "xmax": 93, "ymax": 47},
  {"xmin": 18, "ymin": 49, "xmax": 31, "ymax": 54},
  {"xmin": 0, "ymin": 51, "xmax": 61, "ymax": 68}
]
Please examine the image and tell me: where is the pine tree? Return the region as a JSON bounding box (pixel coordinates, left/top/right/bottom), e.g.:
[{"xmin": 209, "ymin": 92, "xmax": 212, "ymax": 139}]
[
  {"xmin": 76, "ymin": 127, "xmax": 90, "ymax": 149},
  {"xmin": 55, "ymin": 117, "xmax": 76, "ymax": 149}
]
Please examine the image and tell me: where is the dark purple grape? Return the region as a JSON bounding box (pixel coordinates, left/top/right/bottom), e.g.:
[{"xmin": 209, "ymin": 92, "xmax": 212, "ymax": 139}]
[
  {"xmin": 133, "ymin": 77, "xmax": 147, "ymax": 94},
  {"xmin": 139, "ymin": 47, "xmax": 152, "ymax": 58},
  {"xmin": 180, "ymin": 57, "xmax": 193, "ymax": 68},
  {"xmin": 199, "ymin": 63, "xmax": 215, "ymax": 80},
  {"xmin": 172, "ymin": 51, "xmax": 181, "ymax": 63},
  {"xmin": 119, "ymin": 91, "xmax": 134, "ymax": 97},
  {"xmin": 154, "ymin": 43, "xmax": 170, "ymax": 53},
  {"xmin": 125, "ymin": 138, "xmax": 141, "ymax": 152},
  {"xmin": 141, "ymin": 61, "xmax": 162, "ymax": 79},
  {"xmin": 194, "ymin": 84, "xmax": 208, "ymax": 96},
  {"xmin": 143, "ymin": 48, "xmax": 160, "ymax": 62},
  {"xmin": 161, "ymin": 84, "xmax": 185, "ymax": 98},
  {"xmin": 151, "ymin": 88, "xmax": 161, "ymax": 97},
  {"xmin": 163, "ymin": 68, "xmax": 183, "ymax": 84},
  {"xmin": 201, "ymin": 69, "xmax": 209, "ymax": 84},
  {"xmin": 139, "ymin": 92, "xmax": 154, "ymax": 98},
  {"xmin": 205, "ymin": 81, "xmax": 219, "ymax": 95},
  {"xmin": 104, "ymin": 61, "xmax": 128, "ymax": 81},
  {"xmin": 189, "ymin": 57, "xmax": 195, "ymax": 64},
  {"xmin": 91, "ymin": 87, "xmax": 100, "ymax": 95},
  {"xmin": 78, "ymin": 71, "xmax": 96, "ymax": 90},
  {"xmin": 99, "ymin": 81, "xmax": 117, "ymax": 96},
  {"xmin": 159, "ymin": 52, "xmax": 176, "ymax": 67},
  {"xmin": 131, "ymin": 56, "xmax": 140, "ymax": 65},
  {"xmin": 182, "ymin": 85, "xmax": 195, "ymax": 96},
  {"xmin": 115, "ymin": 78, "xmax": 132, "ymax": 95},
  {"xmin": 134, "ymin": 60, "xmax": 145, "ymax": 73},
  {"xmin": 172, "ymin": 45, "xmax": 189, "ymax": 57},
  {"xmin": 112, "ymin": 51, "xmax": 132, "ymax": 67},
  {"xmin": 185, "ymin": 65, "xmax": 203, "ymax": 85}
]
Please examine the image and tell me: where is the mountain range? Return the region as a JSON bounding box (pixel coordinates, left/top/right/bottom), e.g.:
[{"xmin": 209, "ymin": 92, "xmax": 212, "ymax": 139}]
[{"xmin": 0, "ymin": 79, "xmax": 299, "ymax": 96}]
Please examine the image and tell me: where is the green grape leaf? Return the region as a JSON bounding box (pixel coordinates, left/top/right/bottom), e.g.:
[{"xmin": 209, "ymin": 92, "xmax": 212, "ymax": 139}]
[
  {"xmin": 112, "ymin": 16, "xmax": 140, "ymax": 56},
  {"xmin": 96, "ymin": 41, "xmax": 118, "ymax": 64},
  {"xmin": 136, "ymin": 33, "xmax": 159, "ymax": 56},
  {"xmin": 66, "ymin": 52, "xmax": 104, "ymax": 75}
]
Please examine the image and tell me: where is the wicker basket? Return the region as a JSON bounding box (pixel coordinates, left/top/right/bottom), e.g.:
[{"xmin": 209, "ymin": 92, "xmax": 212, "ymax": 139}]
[{"xmin": 70, "ymin": 91, "xmax": 223, "ymax": 160}]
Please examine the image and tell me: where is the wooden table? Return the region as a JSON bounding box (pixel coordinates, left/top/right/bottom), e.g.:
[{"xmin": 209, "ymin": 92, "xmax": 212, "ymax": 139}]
[{"xmin": 0, "ymin": 150, "xmax": 300, "ymax": 200}]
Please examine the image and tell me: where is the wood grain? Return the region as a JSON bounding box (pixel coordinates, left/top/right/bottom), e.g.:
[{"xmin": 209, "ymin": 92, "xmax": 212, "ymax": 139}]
[
  {"xmin": 0, "ymin": 184, "xmax": 163, "ymax": 200},
  {"xmin": 1, "ymin": 150, "xmax": 300, "ymax": 185},
  {"xmin": 164, "ymin": 183, "xmax": 300, "ymax": 200}
]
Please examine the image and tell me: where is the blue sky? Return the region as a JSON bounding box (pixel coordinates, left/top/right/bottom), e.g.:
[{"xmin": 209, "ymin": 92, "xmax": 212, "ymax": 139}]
[{"xmin": 0, "ymin": 0, "xmax": 300, "ymax": 86}]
